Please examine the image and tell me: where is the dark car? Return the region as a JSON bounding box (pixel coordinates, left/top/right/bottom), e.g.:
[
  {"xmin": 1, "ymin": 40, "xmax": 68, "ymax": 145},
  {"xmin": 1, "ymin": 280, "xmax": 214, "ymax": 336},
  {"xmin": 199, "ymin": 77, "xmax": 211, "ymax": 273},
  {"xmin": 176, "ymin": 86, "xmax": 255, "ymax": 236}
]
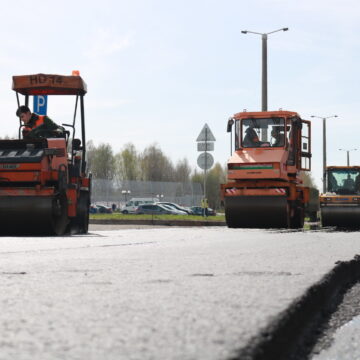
[
  {"xmin": 135, "ymin": 204, "xmax": 184, "ymax": 215},
  {"xmin": 89, "ymin": 205, "xmax": 98, "ymax": 214},
  {"xmin": 96, "ymin": 205, "xmax": 113, "ymax": 214},
  {"xmin": 190, "ymin": 206, "xmax": 216, "ymax": 216}
]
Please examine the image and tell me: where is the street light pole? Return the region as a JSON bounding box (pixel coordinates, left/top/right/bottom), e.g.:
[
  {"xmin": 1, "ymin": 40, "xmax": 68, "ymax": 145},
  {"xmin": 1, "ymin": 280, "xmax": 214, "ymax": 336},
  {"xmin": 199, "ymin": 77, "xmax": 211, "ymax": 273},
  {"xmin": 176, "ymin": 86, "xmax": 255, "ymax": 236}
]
[
  {"xmin": 311, "ymin": 115, "xmax": 338, "ymax": 193},
  {"xmin": 241, "ymin": 27, "xmax": 288, "ymax": 111},
  {"xmin": 262, "ymin": 34, "xmax": 267, "ymax": 111},
  {"xmin": 121, "ymin": 190, "xmax": 131, "ymax": 203},
  {"xmin": 339, "ymin": 148, "xmax": 357, "ymax": 166}
]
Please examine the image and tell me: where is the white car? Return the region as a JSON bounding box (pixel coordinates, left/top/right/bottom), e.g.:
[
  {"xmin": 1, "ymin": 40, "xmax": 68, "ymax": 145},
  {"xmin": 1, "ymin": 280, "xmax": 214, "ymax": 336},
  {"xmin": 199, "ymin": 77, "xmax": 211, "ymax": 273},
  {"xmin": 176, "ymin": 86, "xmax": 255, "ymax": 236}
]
[{"xmin": 121, "ymin": 198, "xmax": 158, "ymax": 214}]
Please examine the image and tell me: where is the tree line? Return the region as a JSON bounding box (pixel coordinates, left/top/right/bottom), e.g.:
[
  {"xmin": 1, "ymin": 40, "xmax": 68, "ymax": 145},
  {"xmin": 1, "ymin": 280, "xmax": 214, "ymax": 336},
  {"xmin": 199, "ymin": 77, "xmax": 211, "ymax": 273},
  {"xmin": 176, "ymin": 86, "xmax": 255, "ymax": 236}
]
[
  {"xmin": 0, "ymin": 134, "xmax": 318, "ymax": 209},
  {"xmin": 86, "ymin": 141, "xmax": 227, "ymax": 209},
  {"xmin": 86, "ymin": 141, "xmax": 318, "ymax": 209}
]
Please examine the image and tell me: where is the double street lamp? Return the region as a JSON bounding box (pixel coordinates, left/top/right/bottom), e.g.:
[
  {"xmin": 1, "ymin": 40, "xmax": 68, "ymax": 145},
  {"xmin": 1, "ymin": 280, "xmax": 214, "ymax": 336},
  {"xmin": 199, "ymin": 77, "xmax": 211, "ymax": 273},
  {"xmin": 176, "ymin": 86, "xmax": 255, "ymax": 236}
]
[
  {"xmin": 310, "ymin": 115, "xmax": 338, "ymax": 193},
  {"xmin": 339, "ymin": 148, "xmax": 357, "ymax": 166},
  {"xmin": 241, "ymin": 27, "xmax": 288, "ymax": 111},
  {"xmin": 121, "ymin": 190, "xmax": 131, "ymax": 203}
]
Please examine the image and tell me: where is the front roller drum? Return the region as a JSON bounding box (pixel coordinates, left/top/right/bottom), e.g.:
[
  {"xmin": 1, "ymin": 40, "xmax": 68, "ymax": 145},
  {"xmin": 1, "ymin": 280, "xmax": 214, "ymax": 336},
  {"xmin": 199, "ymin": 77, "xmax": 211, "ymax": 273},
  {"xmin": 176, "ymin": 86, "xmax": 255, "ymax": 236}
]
[
  {"xmin": 225, "ymin": 195, "xmax": 289, "ymax": 228},
  {"xmin": 0, "ymin": 195, "xmax": 69, "ymax": 235},
  {"xmin": 321, "ymin": 206, "xmax": 360, "ymax": 228}
]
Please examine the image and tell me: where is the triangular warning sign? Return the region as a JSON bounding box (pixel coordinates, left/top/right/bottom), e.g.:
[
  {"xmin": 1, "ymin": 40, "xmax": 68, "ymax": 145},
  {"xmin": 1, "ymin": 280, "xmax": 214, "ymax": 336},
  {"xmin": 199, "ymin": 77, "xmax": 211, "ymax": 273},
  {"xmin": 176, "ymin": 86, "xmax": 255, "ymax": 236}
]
[{"xmin": 196, "ymin": 123, "xmax": 216, "ymax": 142}]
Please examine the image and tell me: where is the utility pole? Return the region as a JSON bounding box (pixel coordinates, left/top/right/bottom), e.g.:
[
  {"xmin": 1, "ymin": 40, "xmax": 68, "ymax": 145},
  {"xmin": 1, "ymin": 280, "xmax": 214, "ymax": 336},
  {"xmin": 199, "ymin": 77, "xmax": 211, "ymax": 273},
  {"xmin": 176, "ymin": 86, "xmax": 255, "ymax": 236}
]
[{"xmin": 311, "ymin": 115, "xmax": 338, "ymax": 193}]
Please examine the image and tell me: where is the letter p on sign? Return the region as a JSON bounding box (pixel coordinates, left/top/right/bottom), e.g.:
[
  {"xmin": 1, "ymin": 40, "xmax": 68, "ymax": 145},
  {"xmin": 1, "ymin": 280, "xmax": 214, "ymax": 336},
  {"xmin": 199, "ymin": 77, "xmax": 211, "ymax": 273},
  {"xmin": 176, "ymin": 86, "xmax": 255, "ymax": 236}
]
[{"xmin": 33, "ymin": 95, "xmax": 48, "ymax": 115}]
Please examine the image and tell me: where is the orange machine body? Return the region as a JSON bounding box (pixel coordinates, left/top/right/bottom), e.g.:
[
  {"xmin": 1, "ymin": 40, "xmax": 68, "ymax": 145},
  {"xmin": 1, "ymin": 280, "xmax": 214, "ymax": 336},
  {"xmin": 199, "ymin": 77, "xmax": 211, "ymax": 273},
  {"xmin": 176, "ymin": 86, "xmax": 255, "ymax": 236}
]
[
  {"xmin": 0, "ymin": 138, "xmax": 86, "ymax": 218},
  {"xmin": 221, "ymin": 110, "xmax": 312, "ymax": 228},
  {"xmin": 0, "ymin": 73, "xmax": 91, "ymax": 235}
]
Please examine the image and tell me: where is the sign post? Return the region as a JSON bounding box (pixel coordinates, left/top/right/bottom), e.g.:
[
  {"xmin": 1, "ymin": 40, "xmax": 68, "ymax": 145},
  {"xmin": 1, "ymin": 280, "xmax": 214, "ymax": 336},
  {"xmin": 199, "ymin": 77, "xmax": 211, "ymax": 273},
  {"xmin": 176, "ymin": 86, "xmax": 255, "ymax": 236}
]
[{"xmin": 196, "ymin": 124, "xmax": 216, "ymax": 216}]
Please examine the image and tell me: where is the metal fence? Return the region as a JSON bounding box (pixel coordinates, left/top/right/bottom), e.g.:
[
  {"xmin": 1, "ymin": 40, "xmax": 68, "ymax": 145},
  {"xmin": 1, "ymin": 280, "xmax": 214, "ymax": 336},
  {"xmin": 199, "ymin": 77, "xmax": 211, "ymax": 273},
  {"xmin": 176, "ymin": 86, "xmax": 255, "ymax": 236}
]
[{"xmin": 91, "ymin": 179, "xmax": 204, "ymax": 208}]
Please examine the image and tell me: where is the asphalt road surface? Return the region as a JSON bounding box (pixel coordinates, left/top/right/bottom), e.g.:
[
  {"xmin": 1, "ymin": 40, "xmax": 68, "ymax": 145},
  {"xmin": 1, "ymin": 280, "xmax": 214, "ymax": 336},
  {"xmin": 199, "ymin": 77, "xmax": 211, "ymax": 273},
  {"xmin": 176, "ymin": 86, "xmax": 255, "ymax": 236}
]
[{"xmin": 0, "ymin": 226, "xmax": 360, "ymax": 360}]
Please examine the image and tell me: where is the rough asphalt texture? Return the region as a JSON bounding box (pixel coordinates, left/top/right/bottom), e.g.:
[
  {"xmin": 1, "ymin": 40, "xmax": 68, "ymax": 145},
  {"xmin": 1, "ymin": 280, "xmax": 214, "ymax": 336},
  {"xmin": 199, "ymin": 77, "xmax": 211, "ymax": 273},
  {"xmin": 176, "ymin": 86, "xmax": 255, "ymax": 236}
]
[
  {"xmin": 311, "ymin": 283, "xmax": 360, "ymax": 359},
  {"xmin": 0, "ymin": 227, "xmax": 360, "ymax": 360}
]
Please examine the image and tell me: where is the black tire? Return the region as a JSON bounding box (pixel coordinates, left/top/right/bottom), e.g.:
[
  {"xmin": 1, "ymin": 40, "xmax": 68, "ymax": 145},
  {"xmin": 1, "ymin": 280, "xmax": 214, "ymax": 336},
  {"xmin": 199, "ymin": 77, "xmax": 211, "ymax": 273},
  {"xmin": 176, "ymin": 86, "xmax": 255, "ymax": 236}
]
[
  {"xmin": 122, "ymin": 210, "xmax": 128, "ymax": 214},
  {"xmin": 70, "ymin": 191, "xmax": 90, "ymax": 234},
  {"xmin": 51, "ymin": 194, "xmax": 69, "ymax": 235},
  {"xmin": 290, "ymin": 205, "xmax": 304, "ymax": 229},
  {"xmin": 308, "ymin": 211, "xmax": 318, "ymax": 222}
]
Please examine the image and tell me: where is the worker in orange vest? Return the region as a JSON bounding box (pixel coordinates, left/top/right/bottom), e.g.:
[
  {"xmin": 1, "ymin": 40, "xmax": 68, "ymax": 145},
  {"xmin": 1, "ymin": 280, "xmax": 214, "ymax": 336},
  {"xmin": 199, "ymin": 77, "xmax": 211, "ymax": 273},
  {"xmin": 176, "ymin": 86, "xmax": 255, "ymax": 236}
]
[{"xmin": 16, "ymin": 105, "xmax": 64, "ymax": 139}]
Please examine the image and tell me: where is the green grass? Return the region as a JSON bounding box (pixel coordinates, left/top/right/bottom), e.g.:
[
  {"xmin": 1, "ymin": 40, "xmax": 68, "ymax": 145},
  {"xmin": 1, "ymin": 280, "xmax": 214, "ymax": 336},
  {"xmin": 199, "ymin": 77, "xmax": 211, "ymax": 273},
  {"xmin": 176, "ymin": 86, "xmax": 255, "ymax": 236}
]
[{"xmin": 90, "ymin": 213, "xmax": 225, "ymax": 222}]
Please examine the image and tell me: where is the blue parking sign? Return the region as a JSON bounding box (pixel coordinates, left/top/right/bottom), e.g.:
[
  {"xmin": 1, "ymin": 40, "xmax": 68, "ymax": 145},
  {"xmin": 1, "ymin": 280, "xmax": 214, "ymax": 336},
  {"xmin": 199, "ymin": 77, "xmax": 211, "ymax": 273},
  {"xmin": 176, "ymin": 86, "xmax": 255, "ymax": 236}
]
[{"xmin": 33, "ymin": 95, "xmax": 48, "ymax": 115}]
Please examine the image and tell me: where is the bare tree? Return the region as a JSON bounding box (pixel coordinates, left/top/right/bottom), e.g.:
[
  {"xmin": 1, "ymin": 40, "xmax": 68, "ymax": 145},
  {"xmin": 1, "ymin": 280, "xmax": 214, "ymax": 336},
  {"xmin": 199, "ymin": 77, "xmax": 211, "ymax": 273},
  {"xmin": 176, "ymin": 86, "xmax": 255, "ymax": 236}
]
[
  {"xmin": 190, "ymin": 168, "xmax": 204, "ymax": 186},
  {"xmin": 114, "ymin": 143, "xmax": 140, "ymax": 181},
  {"xmin": 88, "ymin": 142, "xmax": 115, "ymax": 180},
  {"xmin": 206, "ymin": 163, "xmax": 226, "ymax": 209},
  {"xmin": 0, "ymin": 135, "xmax": 13, "ymax": 140},
  {"xmin": 174, "ymin": 158, "xmax": 192, "ymax": 183},
  {"xmin": 300, "ymin": 171, "xmax": 318, "ymax": 189},
  {"xmin": 140, "ymin": 143, "xmax": 174, "ymax": 181},
  {"xmin": 191, "ymin": 163, "xmax": 226, "ymax": 209}
]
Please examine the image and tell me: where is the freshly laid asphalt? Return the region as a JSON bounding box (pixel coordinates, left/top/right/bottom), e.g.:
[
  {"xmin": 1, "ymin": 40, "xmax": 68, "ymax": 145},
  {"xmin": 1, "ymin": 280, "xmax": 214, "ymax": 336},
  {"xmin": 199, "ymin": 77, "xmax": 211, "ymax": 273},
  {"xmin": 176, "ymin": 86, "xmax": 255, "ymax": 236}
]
[
  {"xmin": 0, "ymin": 226, "xmax": 359, "ymax": 359},
  {"xmin": 311, "ymin": 282, "xmax": 360, "ymax": 359}
]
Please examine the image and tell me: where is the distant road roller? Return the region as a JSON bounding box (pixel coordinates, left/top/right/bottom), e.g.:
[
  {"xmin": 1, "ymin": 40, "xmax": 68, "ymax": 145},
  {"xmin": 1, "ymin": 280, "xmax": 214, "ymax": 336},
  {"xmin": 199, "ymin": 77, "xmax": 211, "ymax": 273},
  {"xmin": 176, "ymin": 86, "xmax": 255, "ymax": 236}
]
[
  {"xmin": 320, "ymin": 166, "xmax": 360, "ymax": 228},
  {"xmin": 0, "ymin": 73, "xmax": 90, "ymax": 235},
  {"xmin": 221, "ymin": 110, "xmax": 313, "ymax": 228}
]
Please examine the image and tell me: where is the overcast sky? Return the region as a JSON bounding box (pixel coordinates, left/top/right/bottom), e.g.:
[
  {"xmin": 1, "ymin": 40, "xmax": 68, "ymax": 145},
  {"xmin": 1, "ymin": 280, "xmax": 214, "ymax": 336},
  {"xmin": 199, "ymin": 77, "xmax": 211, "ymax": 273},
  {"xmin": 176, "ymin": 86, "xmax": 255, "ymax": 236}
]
[{"xmin": 1, "ymin": 0, "xmax": 360, "ymax": 188}]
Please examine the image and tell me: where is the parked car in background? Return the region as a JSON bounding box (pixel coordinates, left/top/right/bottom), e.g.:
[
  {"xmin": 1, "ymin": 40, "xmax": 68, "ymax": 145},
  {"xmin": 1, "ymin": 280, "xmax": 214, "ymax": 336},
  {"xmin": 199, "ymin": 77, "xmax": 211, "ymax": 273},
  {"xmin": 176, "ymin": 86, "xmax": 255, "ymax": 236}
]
[
  {"xmin": 190, "ymin": 206, "xmax": 216, "ymax": 216},
  {"xmin": 158, "ymin": 202, "xmax": 192, "ymax": 215},
  {"xmin": 96, "ymin": 205, "xmax": 113, "ymax": 214},
  {"xmin": 89, "ymin": 205, "xmax": 98, "ymax": 214},
  {"xmin": 135, "ymin": 204, "xmax": 185, "ymax": 215},
  {"xmin": 121, "ymin": 198, "xmax": 158, "ymax": 214},
  {"xmin": 159, "ymin": 204, "xmax": 188, "ymax": 215},
  {"xmin": 89, "ymin": 204, "xmax": 113, "ymax": 214}
]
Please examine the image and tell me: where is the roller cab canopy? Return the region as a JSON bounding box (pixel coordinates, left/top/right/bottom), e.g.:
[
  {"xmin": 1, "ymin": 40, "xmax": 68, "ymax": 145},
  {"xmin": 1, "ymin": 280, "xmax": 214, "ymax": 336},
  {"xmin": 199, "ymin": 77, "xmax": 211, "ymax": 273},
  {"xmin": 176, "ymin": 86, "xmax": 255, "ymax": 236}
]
[{"xmin": 12, "ymin": 73, "xmax": 87, "ymax": 96}]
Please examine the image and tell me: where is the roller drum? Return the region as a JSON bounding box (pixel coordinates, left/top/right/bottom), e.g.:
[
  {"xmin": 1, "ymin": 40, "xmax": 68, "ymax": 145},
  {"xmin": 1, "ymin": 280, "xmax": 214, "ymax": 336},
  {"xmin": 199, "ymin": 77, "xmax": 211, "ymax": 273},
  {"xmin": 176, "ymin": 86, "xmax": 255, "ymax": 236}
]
[
  {"xmin": 225, "ymin": 195, "xmax": 289, "ymax": 228},
  {"xmin": 0, "ymin": 195, "xmax": 68, "ymax": 235},
  {"xmin": 321, "ymin": 206, "xmax": 360, "ymax": 228}
]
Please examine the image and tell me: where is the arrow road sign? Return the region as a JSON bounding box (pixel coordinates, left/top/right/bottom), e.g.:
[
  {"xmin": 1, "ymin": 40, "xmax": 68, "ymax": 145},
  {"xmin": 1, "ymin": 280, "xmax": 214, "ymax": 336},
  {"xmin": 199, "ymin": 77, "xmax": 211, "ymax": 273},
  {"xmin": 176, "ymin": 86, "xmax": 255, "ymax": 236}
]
[{"xmin": 196, "ymin": 124, "xmax": 216, "ymax": 142}]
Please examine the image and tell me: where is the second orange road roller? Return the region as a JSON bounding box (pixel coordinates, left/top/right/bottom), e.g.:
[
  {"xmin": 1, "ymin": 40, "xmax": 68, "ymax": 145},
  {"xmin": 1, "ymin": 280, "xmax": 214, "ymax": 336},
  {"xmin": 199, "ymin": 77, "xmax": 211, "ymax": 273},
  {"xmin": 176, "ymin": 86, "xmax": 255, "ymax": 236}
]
[{"xmin": 221, "ymin": 110, "xmax": 313, "ymax": 228}]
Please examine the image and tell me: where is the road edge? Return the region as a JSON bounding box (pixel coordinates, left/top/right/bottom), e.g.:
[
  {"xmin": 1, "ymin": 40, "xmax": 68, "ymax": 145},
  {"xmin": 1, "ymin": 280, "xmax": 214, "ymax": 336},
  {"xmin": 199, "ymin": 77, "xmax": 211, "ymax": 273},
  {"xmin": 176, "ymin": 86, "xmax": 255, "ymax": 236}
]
[
  {"xmin": 89, "ymin": 219, "xmax": 226, "ymax": 226},
  {"xmin": 232, "ymin": 255, "xmax": 360, "ymax": 360}
]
